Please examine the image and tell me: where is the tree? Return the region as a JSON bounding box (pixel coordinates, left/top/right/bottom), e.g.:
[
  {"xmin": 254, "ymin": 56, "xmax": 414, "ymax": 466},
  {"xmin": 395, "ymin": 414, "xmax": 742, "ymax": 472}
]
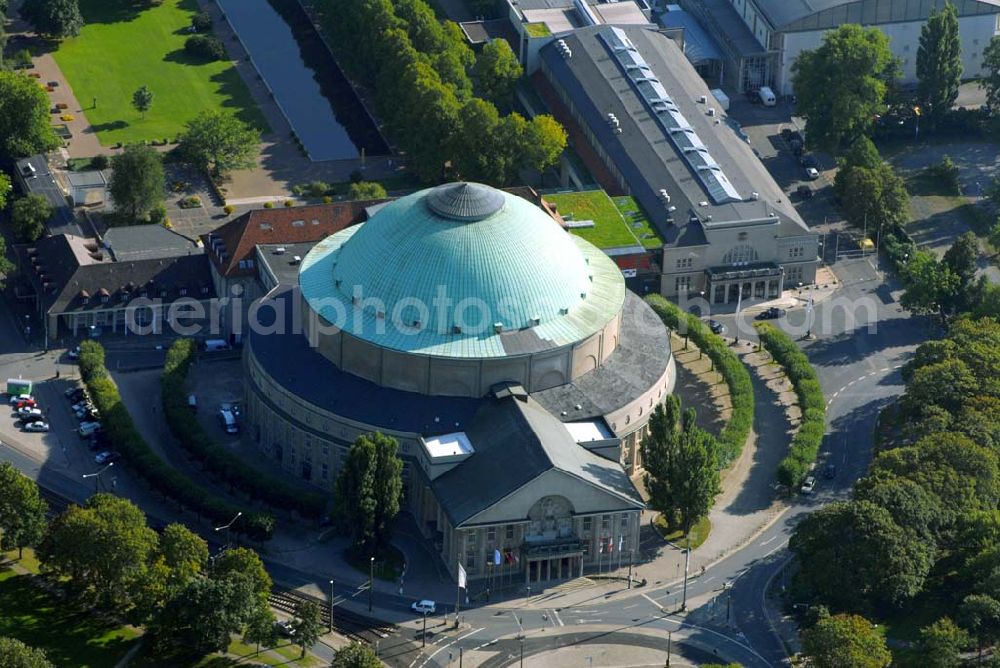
[
  {"xmin": 837, "ymin": 163, "xmax": 908, "ymax": 236},
  {"xmin": 854, "ymin": 472, "xmax": 944, "ymax": 540},
  {"xmin": 22, "ymin": 0, "xmax": 83, "ymax": 38},
  {"xmin": 184, "ymin": 34, "xmax": 226, "ymax": 62},
  {"xmin": 943, "ymin": 231, "xmax": 980, "ymax": 288},
  {"xmin": 346, "ymin": 181, "xmax": 387, "ymax": 201},
  {"xmin": 108, "ymin": 144, "xmax": 165, "ymax": 223},
  {"xmin": 642, "ymin": 397, "xmax": 681, "ymax": 524},
  {"xmin": 0, "ymin": 462, "xmax": 47, "ymax": 559},
  {"xmin": 158, "ymin": 523, "xmax": 208, "ymax": 596},
  {"xmin": 920, "ymin": 617, "xmax": 970, "ymax": 668},
  {"xmin": 791, "ymin": 24, "xmax": 897, "ymax": 152},
  {"xmin": 901, "ymin": 251, "xmax": 961, "ymax": 317},
  {"xmin": 334, "ymin": 432, "xmax": 403, "ymax": 557},
  {"xmin": 790, "ymin": 501, "xmax": 934, "ymax": 610},
  {"xmin": 668, "ymin": 418, "xmax": 721, "ymax": 538},
  {"xmin": 292, "ymin": 600, "xmax": 322, "ymax": 658},
  {"xmin": 152, "ymin": 572, "xmax": 261, "ymax": 655},
  {"xmin": 802, "ymin": 613, "xmax": 891, "ymax": 668},
  {"xmin": 916, "ymin": 1, "xmax": 962, "ymax": 128},
  {"xmin": 840, "ymin": 136, "xmax": 883, "ymax": 171},
  {"xmin": 178, "ymin": 110, "xmax": 259, "ymax": 177},
  {"xmin": 0, "ymin": 636, "xmax": 54, "ymax": 668},
  {"xmin": 0, "ymin": 71, "xmax": 60, "ymax": 159},
  {"xmin": 524, "ymin": 114, "xmax": 567, "ymax": 173},
  {"xmin": 213, "ymin": 546, "xmax": 272, "ymax": 599},
  {"xmin": 243, "ymin": 604, "xmax": 277, "ymax": 656},
  {"xmin": 331, "ymin": 642, "xmax": 382, "ymax": 668},
  {"xmin": 9, "ymin": 194, "xmax": 51, "ymax": 242},
  {"xmin": 959, "ymin": 593, "xmax": 1000, "ymax": 656},
  {"xmin": 981, "ymin": 36, "xmax": 1000, "ymax": 116},
  {"xmin": 132, "ymin": 85, "xmax": 154, "ymax": 119},
  {"xmin": 0, "ymin": 171, "xmax": 11, "ymax": 210},
  {"xmin": 474, "ymin": 39, "xmax": 522, "ymax": 107},
  {"xmin": 39, "ymin": 494, "xmax": 159, "ymax": 615}
]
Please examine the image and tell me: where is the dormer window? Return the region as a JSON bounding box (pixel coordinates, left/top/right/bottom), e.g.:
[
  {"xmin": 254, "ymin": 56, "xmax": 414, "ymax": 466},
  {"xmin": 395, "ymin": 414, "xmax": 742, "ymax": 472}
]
[
  {"xmin": 179, "ymin": 287, "xmax": 188, "ymax": 296},
  {"xmin": 200, "ymin": 286, "xmax": 209, "ymax": 295},
  {"xmin": 121, "ymin": 292, "xmax": 129, "ymax": 303}
]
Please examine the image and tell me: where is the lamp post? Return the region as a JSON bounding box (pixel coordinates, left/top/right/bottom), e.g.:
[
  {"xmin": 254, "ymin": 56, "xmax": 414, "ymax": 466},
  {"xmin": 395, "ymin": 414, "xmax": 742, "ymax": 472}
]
[
  {"xmin": 368, "ymin": 556, "xmax": 375, "ymax": 612},
  {"xmin": 519, "ymin": 636, "xmax": 524, "ymax": 668},
  {"xmin": 214, "ymin": 511, "xmax": 242, "ymax": 551},
  {"xmin": 628, "ymin": 549, "xmax": 634, "ymax": 589},
  {"xmin": 82, "ymin": 461, "xmax": 114, "ymax": 492},
  {"xmin": 422, "ymin": 610, "xmax": 428, "ymax": 647},
  {"xmin": 665, "ymin": 630, "xmax": 672, "ymax": 667},
  {"xmin": 328, "ymin": 579, "xmax": 335, "ymax": 632}
]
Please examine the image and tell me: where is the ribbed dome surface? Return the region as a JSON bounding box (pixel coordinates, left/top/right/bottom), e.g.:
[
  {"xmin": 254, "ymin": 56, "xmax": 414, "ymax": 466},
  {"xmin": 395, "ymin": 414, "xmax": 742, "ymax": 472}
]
[
  {"xmin": 426, "ymin": 182, "xmax": 505, "ymax": 221},
  {"xmin": 299, "ymin": 184, "xmax": 626, "ymax": 358}
]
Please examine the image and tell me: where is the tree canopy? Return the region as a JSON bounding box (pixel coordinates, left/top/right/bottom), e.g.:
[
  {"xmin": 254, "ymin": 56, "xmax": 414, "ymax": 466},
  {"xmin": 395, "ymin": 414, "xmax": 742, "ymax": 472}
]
[
  {"xmin": 802, "ymin": 613, "xmax": 892, "ymax": 668},
  {"xmin": 178, "ymin": 110, "xmax": 260, "ymax": 178},
  {"xmin": 0, "ymin": 71, "xmax": 60, "ymax": 159},
  {"xmin": 0, "ymin": 171, "xmax": 11, "ymax": 210},
  {"xmin": 331, "ymin": 642, "xmax": 382, "ymax": 668},
  {"xmin": 0, "ymin": 462, "xmax": 47, "ymax": 559},
  {"xmin": 791, "ymin": 24, "xmax": 898, "ymax": 152},
  {"xmin": 22, "ymin": 0, "xmax": 83, "ymax": 38},
  {"xmin": 347, "ymin": 181, "xmax": 387, "ymax": 201},
  {"xmin": 108, "ymin": 144, "xmax": 166, "ymax": 224},
  {"xmin": 916, "ymin": 1, "xmax": 962, "ymax": 127},
  {"xmin": 132, "ymin": 85, "xmax": 154, "ymax": 119},
  {"xmin": 474, "ymin": 39, "xmax": 522, "ymax": 108},
  {"xmin": 0, "ymin": 637, "xmax": 54, "ymax": 668},
  {"xmin": 334, "ymin": 432, "xmax": 403, "ymax": 557},
  {"xmin": 10, "ymin": 194, "xmax": 52, "ymax": 243},
  {"xmin": 983, "ymin": 36, "xmax": 1000, "ymax": 116}
]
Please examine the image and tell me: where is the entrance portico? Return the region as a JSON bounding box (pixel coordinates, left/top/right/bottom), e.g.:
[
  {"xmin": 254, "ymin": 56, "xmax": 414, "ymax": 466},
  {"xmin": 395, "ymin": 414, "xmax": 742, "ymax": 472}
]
[
  {"xmin": 706, "ymin": 263, "xmax": 784, "ymax": 305},
  {"xmin": 524, "ymin": 537, "xmax": 585, "ymax": 585}
]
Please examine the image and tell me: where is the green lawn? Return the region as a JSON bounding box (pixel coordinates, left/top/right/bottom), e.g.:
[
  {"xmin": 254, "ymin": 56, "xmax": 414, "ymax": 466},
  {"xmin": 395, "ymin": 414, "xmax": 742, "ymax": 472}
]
[
  {"xmin": 653, "ymin": 515, "xmax": 712, "ymax": 550},
  {"xmin": 0, "ymin": 558, "xmax": 141, "ymax": 667},
  {"xmin": 546, "ymin": 189, "xmax": 652, "ymax": 250},
  {"xmin": 613, "ymin": 195, "xmax": 664, "ymax": 249},
  {"xmin": 51, "ymin": 0, "xmax": 266, "ymax": 147}
]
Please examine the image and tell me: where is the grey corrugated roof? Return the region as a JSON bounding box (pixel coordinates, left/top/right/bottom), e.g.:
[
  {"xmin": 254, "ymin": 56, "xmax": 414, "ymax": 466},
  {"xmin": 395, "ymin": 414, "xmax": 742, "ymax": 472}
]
[
  {"xmin": 659, "ymin": 8, "xmax": 723, "ymax": 64},
  {"xmin": 103, "ymin": 225, "xmax": 201, "ymax": 262},
  {"xmin": 753, "ymin": 0, "xmax": 1000, "ymax": 30},
  {"xmin": 690, "ymin": 0, "xmax": 767, "ymax": 56},
  {"xmin": 539, "ymin": 26, "xmax": 806, "ymax": 240},
  {"xmin": 431, "ymin": 393, "xmax": 644, "ymax": 526}
]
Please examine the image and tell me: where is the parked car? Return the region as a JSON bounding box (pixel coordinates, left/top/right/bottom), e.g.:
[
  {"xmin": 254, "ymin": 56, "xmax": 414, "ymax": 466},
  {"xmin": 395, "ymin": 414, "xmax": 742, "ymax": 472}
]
[
  {"xmin": 23, "ymin": 421, "xmax": 49, "ymax": 433},
  {"xmin": 805, "ymin": 166, "xmax": 820, "ymax": 180},
  {"xmin": 17, "ymin": 406, "xmax": 42, "ymax": 418},
  {"xmin": 65, "ymin": 386, "xmax": 85, "ymax": 399},
  {"xmin": 411, "ymin": 600, "xmax": 437, "ymax": 615},
  {"xmin": 800, "ymin": 475, "xmax": 817, "ymax": 494},
  {"xmin": 78, "ymin": 421, "xmax": 102, "ymax": 438},
  {"xmin": 274, "ymin": 620, "xmax": 295, "ymax": 637},
  {"xmin": 707, "ymin": 319, "xmax": 726, "ymax": 335},
  {"xmin": 14, "ymin": 398, "xmax": 37, "ymax": 409},
  {"xmin": 67, "ymin": 346, "xmax": 81, "ymax": 360},
  {"xmin": 800, "ymin": 154, "xmax": 818, "ymax": 168},
  {"xmin": 8, "ymin": 394, "xmax": 32, "ymax": 406},
  {"xmin": 94, "ymin": 451, "xmax": 119, "ymax": 465},
  {"xmin": 757, "ymin": 307, "xmax": 787, "ymax": 320},
  {"xmin": 19, "ymin": 413, "xmax": 46, "ymax": 425},
  {"xmin": 823, "ymin": 463, "xmax": 837, "ymax": 480},
  {"xmin": 796, "ymin": 185, "xmax": 814, "ymax": 199}
]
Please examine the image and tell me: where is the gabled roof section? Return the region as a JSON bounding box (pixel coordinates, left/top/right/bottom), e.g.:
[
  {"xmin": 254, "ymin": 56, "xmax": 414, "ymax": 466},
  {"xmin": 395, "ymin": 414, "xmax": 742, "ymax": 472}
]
[
  {"xmin": 201, "ymin": 200, "xmax": 384, "ymax": 278},
  {"xmin": 756, "ymin": 0, "xmax": 1000, "ymax": 31},
  {"xmin": 431, "ymin": 392, "xmax": 643, "ymax": 526}
]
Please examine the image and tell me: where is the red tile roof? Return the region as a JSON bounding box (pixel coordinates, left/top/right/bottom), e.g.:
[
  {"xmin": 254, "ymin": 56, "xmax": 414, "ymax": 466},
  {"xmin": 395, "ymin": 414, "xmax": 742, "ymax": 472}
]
[{"xmin": 202, "ymin": 201, "xmax": 383, "ymax": 278}]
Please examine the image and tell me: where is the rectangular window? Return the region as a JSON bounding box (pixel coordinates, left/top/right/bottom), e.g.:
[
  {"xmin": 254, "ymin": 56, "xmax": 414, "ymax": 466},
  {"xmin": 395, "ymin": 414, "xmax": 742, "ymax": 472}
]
[
  {"xmin": 467, "ymin": 532, "xmax": 477, "ymax": 548},
  {"xmin": 583, "ymin": 516, "xmax": 592, "ymax": 532},
  {"xmin": 487, "ymin": 527, "xmax": 496, "ymax": 543},
  {"xmin": 601, "ymin": 515, "xmax": 610, "ymax": 531},
  {"xmin": 321, "ymin": 463, "xmax": 328, "ymax": 480},
  {"xmin": 621, "ymin": 515, "xmax": 629, "ymax": 529},
  {"xmin": 675, "ymin": 276, "xmax": 691, "ymax": 293},
  {"xmin": 675, "ymin": 258, "xmax": 693, "ymax": 270},
  {"xmin": 506, "ymin": 525, "xmax": 514, "ymax": 540},
  {"xmin": 465, "ymin": 551, "xmax": 476, "ymax": 569}
]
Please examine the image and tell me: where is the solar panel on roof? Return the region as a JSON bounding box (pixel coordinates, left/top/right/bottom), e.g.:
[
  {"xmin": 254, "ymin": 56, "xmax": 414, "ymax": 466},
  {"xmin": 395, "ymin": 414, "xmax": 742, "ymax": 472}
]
[{"xmin": 600, "ymin": 27, "xmax": 741, "ymax": 205}]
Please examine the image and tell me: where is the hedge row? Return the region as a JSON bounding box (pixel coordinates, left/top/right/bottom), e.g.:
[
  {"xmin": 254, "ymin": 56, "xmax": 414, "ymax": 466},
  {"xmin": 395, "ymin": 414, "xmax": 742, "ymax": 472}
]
[
  {"xmin": 645, "ymin": 295, "xmax": 754, "ymax": 464},
  {"xmin": 76, "ymin": 341, "xmax": 276, "ymax": 541},
  {"xmin": 161, "ymin": 339, "xmax": 326, "ymax": 519},
  {"xmin": 753, "ymin": 323, "xmax": 826, "ymax": 488}
]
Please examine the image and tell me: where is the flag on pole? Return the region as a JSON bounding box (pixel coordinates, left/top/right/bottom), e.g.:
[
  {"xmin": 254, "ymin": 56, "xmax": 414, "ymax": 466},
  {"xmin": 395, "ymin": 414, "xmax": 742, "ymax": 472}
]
[
  {"xmin": 608, "ymin": 537, "xmax": 614, "ymax": 554},
  {"xmin": 619, "ymin": 535, "xmax": 624, "ymax": 552},
  {"xmin": 458, "ymin": 562, "xmax": 467, "ymax": 590},
  {"xmin": 494, "ymin": 548, "xmax": 502, "ymax": 565}
]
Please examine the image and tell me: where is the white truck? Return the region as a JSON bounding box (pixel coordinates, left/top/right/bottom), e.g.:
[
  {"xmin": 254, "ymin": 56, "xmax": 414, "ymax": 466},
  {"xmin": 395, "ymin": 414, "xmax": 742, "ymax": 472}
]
[{"xmin": 710, "ymin": 88, "xmax": 730, "ymax": 112}]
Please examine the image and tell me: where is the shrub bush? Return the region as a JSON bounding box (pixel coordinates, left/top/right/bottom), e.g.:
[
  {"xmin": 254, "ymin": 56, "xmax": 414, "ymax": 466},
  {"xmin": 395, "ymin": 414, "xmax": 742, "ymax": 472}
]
[
  {"xmin": 91, "ymin": 154, "xmax": 109, "ymax": 170},
  {"xmin": 161, "ymin": 339, "xmax": 326, "ymax": 519},
  {"xmin": 184, "ymin": 34, "xmax": 226, "ymax": 62},
  {"xmin": 263, "ymin": 201, "xmax": 274, "ymax": 209},
  {"xmin": 191, "ymin": 10, "xmax": 212, "ymax": 32},
  {"xmin": 645, "ymin": 295, "xmax": 754, "ymax": 464},
  {"xmin": 284, "ymin": 200, "xmax": 294, "ymax": 207},
  {"xmin": 223, "ymin": 204, "xmax": 235, "ymax": 215},
  {"xmin": 76, "ymin": 341, "xmax": 276, "ymax": 541},
  {"xmin": 754, "ymin": 322, "xmax": 826, "ymax": 488}
]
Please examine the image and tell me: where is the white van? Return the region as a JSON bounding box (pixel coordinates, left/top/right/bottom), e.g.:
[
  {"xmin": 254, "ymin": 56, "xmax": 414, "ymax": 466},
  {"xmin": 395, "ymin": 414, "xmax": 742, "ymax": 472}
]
[
  {"xmin": 78, "ymin": 421, "xmax": 102, "ymax": 437},
  {"xmin": 218, "ymin": 409, "xmax": 238, "ymax": 435},
  {"xmin": 758, "ymin": 86, "xmax": 776, "ymax": 107},
  {"xmin": 204, "ymin": 339, "xmax": 231, "ymax": 352}
]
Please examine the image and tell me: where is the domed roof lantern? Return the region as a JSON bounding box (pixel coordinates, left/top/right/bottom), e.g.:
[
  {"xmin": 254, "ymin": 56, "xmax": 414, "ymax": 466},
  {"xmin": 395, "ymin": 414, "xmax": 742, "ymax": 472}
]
[{"xmin": 426, "ymin": 182, "xmax": 505, "ymax": 222}]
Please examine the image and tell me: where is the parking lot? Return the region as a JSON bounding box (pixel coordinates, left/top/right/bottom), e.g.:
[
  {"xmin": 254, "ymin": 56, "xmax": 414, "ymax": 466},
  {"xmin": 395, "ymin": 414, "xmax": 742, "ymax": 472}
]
[{"xmin": 187, "ymin": 357, "xmax": 245, "ymax": 443}]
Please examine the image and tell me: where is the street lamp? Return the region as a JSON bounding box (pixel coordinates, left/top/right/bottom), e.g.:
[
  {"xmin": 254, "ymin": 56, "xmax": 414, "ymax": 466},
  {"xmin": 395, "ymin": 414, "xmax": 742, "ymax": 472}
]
[
  {"xmin": 368, "ymin": 556, "xmax": 375, "ymax": 612},
  {"xmin": 82, "ymin": 461, "xmax": 114, "ymax": 492},
  {"xmin": 519, "ymin": 636, "xmax": 524, "ymax": 668},
  {"xmin": 422, "ymin": 609, "xmax": 428, "ymax": 647},
  {"xmin": 328, "ymin": 579, "xmax": 335, "ymax": 632},
  {"xmin": 214, "ymin": 511, "xmax": 242, "ymax": 551}
]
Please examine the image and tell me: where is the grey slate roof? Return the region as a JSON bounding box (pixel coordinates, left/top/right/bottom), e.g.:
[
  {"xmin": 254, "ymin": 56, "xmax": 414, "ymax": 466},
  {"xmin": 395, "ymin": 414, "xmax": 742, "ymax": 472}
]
[
  {"xmin": 750, "ymin": 0, "xmax": 1000, "ymax": 31},
  {"xmin": 431, "ymin": 392, "xmax": 644, "ymax": 527},
  {"xmin": 103, "ymin": 225, "xmax": 202, "ymax": 262},
  {"xmin": 539, "ymin": 25, "xmax": 807, "ymax": 244}
]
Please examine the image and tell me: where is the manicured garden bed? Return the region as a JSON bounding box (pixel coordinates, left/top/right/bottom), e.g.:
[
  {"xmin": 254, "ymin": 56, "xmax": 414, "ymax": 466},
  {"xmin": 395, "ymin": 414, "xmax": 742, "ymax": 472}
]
[{"xmin": 51, "ymin": 0, "xmax": 266, "ymax": 146}]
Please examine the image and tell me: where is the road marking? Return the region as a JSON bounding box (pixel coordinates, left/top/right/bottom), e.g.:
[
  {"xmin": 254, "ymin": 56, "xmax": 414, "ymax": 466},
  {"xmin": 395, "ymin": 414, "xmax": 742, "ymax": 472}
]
[
  {"xmin": 642, "ymin": 592, "xmax": 662, "ymax": 608},
  {"xmin": 702, "ymin": 576, "xmax": 716, "ymax": 584},
  {"xmin": 845, "ymin": 380, "xmax": 856, "ymax": 387},
  {"xmin": 760, "ymin": 535, "xmax": 778, "ymax": 546},
  {"xmin": 414, "ymin": 628, "xmax": 485, "ymax": 668},
  {"xmin": 622, "ymin": 603, "xmax": 641, "ymax": 610}
]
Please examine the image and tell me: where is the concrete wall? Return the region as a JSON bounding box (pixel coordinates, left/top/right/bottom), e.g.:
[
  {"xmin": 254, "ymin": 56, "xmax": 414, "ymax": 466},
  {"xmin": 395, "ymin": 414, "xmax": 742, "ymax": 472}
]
[{"xmin": 777, "ymin": 13, "xmax": 1000, "ymax": 95}]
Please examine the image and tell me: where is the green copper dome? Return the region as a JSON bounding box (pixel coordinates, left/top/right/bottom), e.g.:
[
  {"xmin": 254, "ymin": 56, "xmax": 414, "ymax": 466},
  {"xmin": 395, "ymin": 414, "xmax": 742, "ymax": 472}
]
[{"xmin": 299, "ymin": 183, "xmax": 626, "ymax": 358}]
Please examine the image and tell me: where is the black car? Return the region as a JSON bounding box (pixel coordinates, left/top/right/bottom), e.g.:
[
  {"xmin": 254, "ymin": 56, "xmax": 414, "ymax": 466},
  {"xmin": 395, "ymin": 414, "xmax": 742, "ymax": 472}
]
[
  {"xmin": 707, "ymin": 319, "xmax": 726, "ymax": 335},
  {"xmin": 756, "ymin": 307, "xmax": 787, "ymax": 320},
  {"xmin": 800, "ymin": 154, "xmax": 819, "ymax": 169},
  {"xmin": 823, "ymin": 463, "xmax": 837, "ymax": 480},
  {"xmin": 18, "ymin": 413, "xmax": 46, "ymax": 425}
]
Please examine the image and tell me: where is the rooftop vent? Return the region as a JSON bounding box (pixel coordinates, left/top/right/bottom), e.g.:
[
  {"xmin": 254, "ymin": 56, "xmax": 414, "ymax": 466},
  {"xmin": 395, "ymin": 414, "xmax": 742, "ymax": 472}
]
[
  {"xmin": 750, "ymin": 192, "xmax": 760, "ymax": 201},
  {"xmin": 291, "ymin": 255, "xmax": 301, "ymax": 265},
  {"xmin": 530, "ymin": 315, "xmax": 541, "ymax": 326},
  {"xmin": 707, "ymin": 108, "xmax": 716, "ymax": 117},
  {"xmin": 658, "ymin": 189, "xmax": 670, "ymax": 203},
  {"xmin": 698, "ymin": 95, "xmax": 707, "ymax": 103},
  {"xmin": 493, "ymin": 322, "xmax": 504, "ymax": 334},
  {"xmin": 274, "ymin": 247, "xmax": 286, "ymax": 254},
  {"xmin": 452, "ymin": 325, "xmax": 463, "ymax": 335}
]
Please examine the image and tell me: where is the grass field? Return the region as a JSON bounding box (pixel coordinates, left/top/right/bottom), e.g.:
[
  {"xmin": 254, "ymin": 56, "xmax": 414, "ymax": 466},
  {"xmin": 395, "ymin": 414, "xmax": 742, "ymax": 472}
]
[
  {"xmin": 653, "ymin": 515, "xmax": 712, "ymax": 550},
  {"xmin": 51, "ymin": 0, "xmax": 266, "ymax": 146},
  {"xmin": 0, "ymin": 552, "xmax": 141, "ymax": 667},
  {"xmin": 546, "ymin": 190, "xmax": 663, "ymax": 250}
]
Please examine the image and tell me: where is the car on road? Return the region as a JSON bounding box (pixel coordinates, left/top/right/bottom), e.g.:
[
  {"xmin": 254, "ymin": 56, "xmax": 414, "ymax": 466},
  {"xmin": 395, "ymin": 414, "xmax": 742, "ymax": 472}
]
[
  {"xmin": 412, "ymin": 600, "xmax": 437, "ymax": 615},
  {"xmin": 796, "ymin": 185, "xmax": 814, "ymax": 199},
  {"xmin": 8, "ymin": 394, "xmax": 32, "ymax": 406},
  {"xmin": 823, "ymin": 463, "xmax": 837, "ymax": 479},
  {"xmin": 23, "ymin": 421, "xmax": 49, "ymax": 433},
  {"xmin": 805, "ymin": 166, "xmax": 820, "ymax": 180},
  {"xmin": 94, "ymin": 451, "xmax": 119, "ymax": 465},
  {"xmin": 17, "ymin": 406, "xmax": 42, "ymax": 419},
  {"xmin": 707, "ymin": 319, "xmax": 726, "ymax": 335},
  {"xmin": 14, "ymin": 398, "xmax": 37, "ymax": 409},
  {"xmin": 800, "ymin": 475, "xmax": 817, "ymax": 494},
  {"xmin": 756, "ymin": 307, "xmax": 787, "ymax": 320},
  {"xmin": 67, "ymin": 346, "xmax": 81, "ymax": 360},
  {"xmin": 274, "ymin": 620, "xmax": 295, "ymax": 637}
]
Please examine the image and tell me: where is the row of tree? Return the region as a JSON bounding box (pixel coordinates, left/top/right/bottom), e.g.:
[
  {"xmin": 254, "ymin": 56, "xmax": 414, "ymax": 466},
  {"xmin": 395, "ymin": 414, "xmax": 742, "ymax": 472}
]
[
  {"xmin": 790, "ymin": 316, "xmax": 1000, "ymax": 665},
  {"xmin": 316, "ymin": 0, "xmax": 566, "ymax": 184}
]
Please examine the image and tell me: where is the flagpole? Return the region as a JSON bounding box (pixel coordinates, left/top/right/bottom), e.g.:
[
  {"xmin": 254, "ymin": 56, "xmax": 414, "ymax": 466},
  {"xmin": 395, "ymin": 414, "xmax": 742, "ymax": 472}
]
[{"xmin": 734, "ymin": 287, "xmax": 742, "ymax": 344}]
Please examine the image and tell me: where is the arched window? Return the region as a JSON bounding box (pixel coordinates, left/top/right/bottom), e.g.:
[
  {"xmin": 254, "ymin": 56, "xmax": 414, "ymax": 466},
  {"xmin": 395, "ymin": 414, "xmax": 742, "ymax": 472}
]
[{"xmin": 722, "ymin": 245, "xmax": 759, "ymax": 266}]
